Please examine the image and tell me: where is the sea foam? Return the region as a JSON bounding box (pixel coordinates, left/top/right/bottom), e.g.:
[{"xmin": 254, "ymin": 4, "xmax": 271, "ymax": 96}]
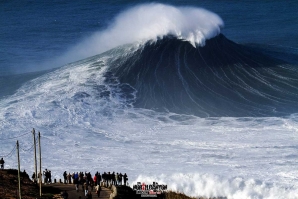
[{"xmin": 133, "ymin": 173, "xmax": 298, "ymax": 199}]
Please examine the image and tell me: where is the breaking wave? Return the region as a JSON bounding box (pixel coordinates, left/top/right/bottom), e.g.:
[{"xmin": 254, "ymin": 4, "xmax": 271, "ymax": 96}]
[{"xmin": 55, "ymin": 3, "xmax": 224, "ymax": 66}]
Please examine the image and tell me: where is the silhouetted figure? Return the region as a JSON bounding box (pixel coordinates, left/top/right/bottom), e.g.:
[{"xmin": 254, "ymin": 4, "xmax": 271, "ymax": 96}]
[
  {"xmin": 84, "ymin": 182, "xmax": 88, "ymax": 196},
  {"xmin": 95, "ymin": 184, "xmax": 101, "ymax": 198},
  {"xmin": 123, "ymin": 173, "xmax": 128, "ymax": 186},
  {"xmin": 63, "ymin": 171, "xmax": 67, "ymax": 184},
  {"xmin": 112, "ymin": 172, "xmax": 116, "ymax": 185},
  {"xmin": 48, "ymin": 170, "xmax": 52, "ymax": 183},
  {"xmin": 79, "ymin": 172, "xmax": 84, "ymax": 190},
  {"xmin": 74, "ymin": 172, "xmax": 79, "ymax": 191},
  {"xmin": 38, "ymin": 172, "xmax": 42, "ymax": 183},
  {"xmin": 97, "ymin": 172, "xmax": 101, "ymax": 185},
  {"xmin": 22, "ymin": 170, "xmax": 29, "ymax": 178},
  {"xmin": 107, "ymin": 172, "xmax": 111, "ymax": 186},
  {"xmin": 67, "ymin": 173, "xmax": 72, "ymax": 184},
  {"xmin": 43, "ymin": 169, "xmax": 47, "ymax": 183},
  {"xmin": 102, "ymin": 172, "xmax": 107, "ymax": 186},
  {"xmin": 118, "ymin": 173, "xmax": 123, "ymax": 185},
  {"xmin": 0, "ymin": 158, "xmax": 5, "ymax": 169},
  {"xmin": 115, "ymin": 173, "xmax": 118, "ymax": 186},
  {"xmin": 32, "ymin": 172, "xmax": 36, "ymax": 183}
]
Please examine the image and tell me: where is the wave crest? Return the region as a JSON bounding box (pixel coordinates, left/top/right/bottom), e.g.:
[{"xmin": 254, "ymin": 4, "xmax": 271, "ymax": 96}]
[
  {"xmin": 60, "ymin": 3, "xmax": 223, "ymax": 65},
  {"xmin": 109, "ymin": 3, "xmax": 224, "ymax": 47}
]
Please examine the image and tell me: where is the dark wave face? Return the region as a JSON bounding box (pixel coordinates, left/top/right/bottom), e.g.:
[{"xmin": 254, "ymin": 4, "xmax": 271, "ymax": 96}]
[{"xmin": 106, "ymin": 34, "xmax": 298, "ymax": 117}]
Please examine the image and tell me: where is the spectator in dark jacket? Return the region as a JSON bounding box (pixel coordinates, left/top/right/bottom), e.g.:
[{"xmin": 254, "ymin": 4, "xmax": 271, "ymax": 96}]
[
  {"xmin": 0, "ymin": 158, "xmax": 5, "ymax": 169},
  {"xmin": 63, "ymin": 171, "xmax": 67, "ymax": 184},
  {"xmin": 123, "ymin": 173, "xmax": 128, "ymax": 186}
]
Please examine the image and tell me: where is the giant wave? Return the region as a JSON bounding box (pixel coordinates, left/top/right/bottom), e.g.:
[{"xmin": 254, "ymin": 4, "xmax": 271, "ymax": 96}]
[
  {"xmin": 49, "ymin": 3, "xmax": 298, "ymax": 118},
  {"xmin": 1, "ymin": 3, "xmax": 298, "ymax": 199},
  {"xmin": 54, "ymin": 3, "xmax": 223, "ymax": 67},
  {"xmin": 84, "ymin": 34, "xmax": 298, "ymax": 117}
]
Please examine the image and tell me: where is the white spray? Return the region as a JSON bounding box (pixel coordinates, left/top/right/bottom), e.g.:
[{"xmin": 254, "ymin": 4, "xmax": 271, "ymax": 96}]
[{"xmin": 54, "ymin": 3, "xmax": 223, "ymax": 66}]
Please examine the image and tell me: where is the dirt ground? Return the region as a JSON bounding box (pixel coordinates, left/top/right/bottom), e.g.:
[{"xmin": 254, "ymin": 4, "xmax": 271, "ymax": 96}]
[
  {"xmin": 0, "ymin": 169, "xmax": 111, "ymax": 199},
  {"xmin": 48, "ymin": 183, "xmax": 111, "ymax": 199}
]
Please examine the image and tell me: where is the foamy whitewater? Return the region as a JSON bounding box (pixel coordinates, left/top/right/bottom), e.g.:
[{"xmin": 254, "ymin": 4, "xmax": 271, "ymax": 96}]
[{"xmin": 1, "ymin": 3, "xmax": 298, "ymax": 199}]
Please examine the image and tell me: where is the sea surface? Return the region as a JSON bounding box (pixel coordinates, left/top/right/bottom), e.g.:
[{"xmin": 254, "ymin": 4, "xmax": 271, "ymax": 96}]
[{"xmin": 1, "ymin": 1, "xmax": 298, "ymax": 198}]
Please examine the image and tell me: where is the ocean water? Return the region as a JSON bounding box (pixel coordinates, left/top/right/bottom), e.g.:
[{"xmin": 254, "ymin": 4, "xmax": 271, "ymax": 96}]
[{"xmin": 1, "ymin": 1, "xmax": 298, "ymax": 198}]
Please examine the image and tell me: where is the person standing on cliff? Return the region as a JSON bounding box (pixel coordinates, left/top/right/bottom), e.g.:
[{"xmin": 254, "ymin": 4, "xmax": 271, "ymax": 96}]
[
  {"xmin": 95, "ymin": 184, "xmax": 101, "ymax": 198},
  {"xmin": 63, "ymin": 171, "xmax": 67, "ymax": 184},
  {"xmin": 118, "ymin": 173, "xmax": 123, "ymax": 185},
  {"xmin": 43, "ymin": 169, "xmax": 48, "ymax": 184},
  {"xmin": 48, "ymin": 170, "xmax": 52, "ymax": 184},
  {"xmin": 115, "ymin": 173, "xmax": 118, "ymax": 186},
  {"xmin": 84, "ymin": 182, "xmax": 89, "ymax": 196},
  {"xmin": 32, "ymin": 172, "xmax": 37, "ymax": 184},
  {"xmin": 74, "ymin": 172, "xmax": 79, "ymax": 192},
  {"xmin": 123, "ymin": 173, "xmax": 128, "ymax": 186},
  {"xmin": 97, "ymin": 172, "xmax": 101, "ymax": 186},
  {"xmin": 67, "ymin": 172, "xmax": 72, "ymax": 184},
  {"xmin": 0, "ymin": 158, "xmax": 5, "ymax": 169}
]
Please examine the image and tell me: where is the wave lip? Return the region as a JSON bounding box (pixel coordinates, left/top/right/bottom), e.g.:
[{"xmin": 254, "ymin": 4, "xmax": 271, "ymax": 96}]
[
  {"xmin": 109, "ymin": 3, "xmax": 224, "ymax": 47},
  {"xmin": 60, "ymin": 3, "xmax": 224, "ymax": 66}
]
